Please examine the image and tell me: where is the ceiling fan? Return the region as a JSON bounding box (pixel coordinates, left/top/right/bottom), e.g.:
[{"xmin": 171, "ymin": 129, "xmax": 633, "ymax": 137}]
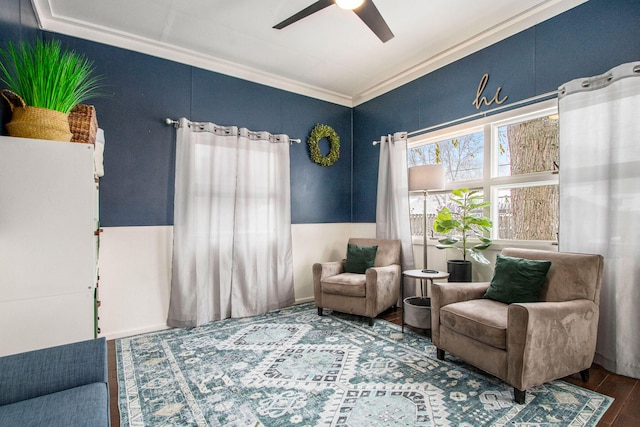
[{"xmin": 273, "ymin": 0, "xmax": 394, "ymax": 43}]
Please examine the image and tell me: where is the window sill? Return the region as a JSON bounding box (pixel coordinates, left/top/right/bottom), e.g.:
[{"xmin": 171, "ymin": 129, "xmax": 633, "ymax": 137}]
[{"xmin": 411, "ymin": 235, "xmax": 558, "ymax": 250}]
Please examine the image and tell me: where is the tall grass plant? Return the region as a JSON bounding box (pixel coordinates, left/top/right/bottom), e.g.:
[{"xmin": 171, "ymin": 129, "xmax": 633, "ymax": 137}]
[{"xmin": 0, "ymin": 38, "xmax": 102, "ymax": 114}]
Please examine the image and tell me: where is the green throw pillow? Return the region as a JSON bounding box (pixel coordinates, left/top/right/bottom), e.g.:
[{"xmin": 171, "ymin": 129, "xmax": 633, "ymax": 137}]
[
  {"xmin": 484, "ymin": 254, "xmax": 552, "ymax": 304},
  {"xmin": 344, "ymin": 243, "xmax": 378, "ymax": 274}
]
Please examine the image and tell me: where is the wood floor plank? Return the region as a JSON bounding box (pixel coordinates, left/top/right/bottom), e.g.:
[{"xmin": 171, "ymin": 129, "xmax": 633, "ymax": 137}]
[
  {"xmin": 610, "ymin": 413, "xmax": 640, "ymax": 427},
  {"xmin": 595, "ymin": 373, "xmax": 637, "ymax": 425},
  {"xmin": 618, "ymin": 382, "xmax": 640, "ymax": 419},
  {"xmin": 108, "ymin": 340, "xmax": 121, "ymax": 427}
]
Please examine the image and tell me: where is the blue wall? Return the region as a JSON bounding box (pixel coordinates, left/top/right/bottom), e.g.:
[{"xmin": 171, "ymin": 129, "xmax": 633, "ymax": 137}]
[
  {"xmin": 0, "ymin": 0, "xmax": 39, "ymax": 130},
  {"xmin": 0, "ymin": 0, "xmax": 353, "ymax": 227},
  {"xmin": 352, "ymin": 0, "xmax": 640, "ymax": 222},
  {"xmin": 2, "ymin": 0, "xmax": 639, "ymax": 226}
]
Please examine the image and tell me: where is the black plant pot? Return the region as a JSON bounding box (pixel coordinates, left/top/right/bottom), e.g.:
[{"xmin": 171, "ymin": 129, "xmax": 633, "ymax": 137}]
[{"xmin": 447, "ymin": 260, "xmax": 472, "ymax": 282}]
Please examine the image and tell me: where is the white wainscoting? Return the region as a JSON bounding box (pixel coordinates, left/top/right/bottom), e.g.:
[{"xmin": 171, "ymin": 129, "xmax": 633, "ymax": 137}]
[
  {"xmin": 98, "ymin": 226, "xmax": 173, "ymax": 340},
  {"xmin": 98, "ymin": 223, "xmax": 376, "ymax": 340},
  {"xmin": 98, "ymin": 224, "xmax": 554, "ymax": 340}
]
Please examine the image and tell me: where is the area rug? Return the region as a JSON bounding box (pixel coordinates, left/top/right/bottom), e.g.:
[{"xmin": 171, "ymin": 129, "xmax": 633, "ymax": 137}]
[{"xmin": 116, "ymin": 303, "xmax": 612, "ymax": 426}]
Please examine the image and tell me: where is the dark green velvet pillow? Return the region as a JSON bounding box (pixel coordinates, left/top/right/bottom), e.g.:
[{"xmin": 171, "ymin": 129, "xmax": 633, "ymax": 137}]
[
  {"xmin": 344, "ymin": 243, "xmax": 378, "ymax": 274},
  {"xmin": 484, "ymin": 254, "xmax": 552, "ymax": 304}
]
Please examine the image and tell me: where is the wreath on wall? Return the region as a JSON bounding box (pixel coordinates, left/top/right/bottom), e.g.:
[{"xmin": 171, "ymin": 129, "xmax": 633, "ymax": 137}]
[{"xmin": 308, "ymin": 123, "xmax": 340, "ymax": 166}]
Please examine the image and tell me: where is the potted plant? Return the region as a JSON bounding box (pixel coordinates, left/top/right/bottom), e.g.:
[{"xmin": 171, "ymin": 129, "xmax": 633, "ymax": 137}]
[
  {"xmin": 433, "ymin": 188, "xmax": 493, "ymax": 281},
  {"xmin": 0, "ymin": 38, "xmax": 102, "ymax": 141}
]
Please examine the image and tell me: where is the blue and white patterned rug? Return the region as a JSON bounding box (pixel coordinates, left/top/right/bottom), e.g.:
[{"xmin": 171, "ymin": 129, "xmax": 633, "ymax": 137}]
[{"xmin": 116, "ymin": 303, "xmax": 612, "ymax": 426}]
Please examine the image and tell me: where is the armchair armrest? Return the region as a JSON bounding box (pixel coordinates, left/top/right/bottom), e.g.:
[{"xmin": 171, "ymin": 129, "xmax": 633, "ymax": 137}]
[
  {"xmin": 507, "ymin": 299, "xmax": 599, "ymax": 390},
  {"xmin": 431, "ymin": 282, "xmax": 490, "ymax": 345},
  {"xmin": 366, "ymin": 264, "xmax": 401, "ymax": 282},
  {"xmin": 365, "ymin": 264, "xmax": 401, "ymax": 316},
  {"xmin": 313, "ymin": 261, "xmax": 345, "ymax": 303},
  {"xmin": 432, "ymin": 282, "xmax": 490, "ymax": 308},
  {"xmin": 313, "ymin": 261, "xmax": 345, "ymax": 281},
  {"xmin": 0, "ymin": 338, "xmax": 108, "ymax": 406}
]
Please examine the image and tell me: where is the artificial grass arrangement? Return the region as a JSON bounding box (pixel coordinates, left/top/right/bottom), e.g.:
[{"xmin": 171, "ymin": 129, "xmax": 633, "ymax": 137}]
[
  {"xmin": 0, "ymin": 38, "xmax": 102, "ymax": 141},
  {"xmin": 0, "ymin": 38, "xmax": 102, "ymax": 113}
]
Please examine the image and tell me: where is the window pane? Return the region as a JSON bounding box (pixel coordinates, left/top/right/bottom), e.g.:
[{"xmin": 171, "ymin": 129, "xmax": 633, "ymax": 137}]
[
  {"xmin": 497, "ymin": 115, "xmax": 558, "ymax": 177},
  {"xmin": 408, "ymin": 131, "xmax": 483, "ymax": 182},
  {"xmin": 496, "ymin": 185, "xmax": 558, "ymax": 240},
  {"xmin": 409, "ymin": 194, "xmax": 445, "ymax": 238}
]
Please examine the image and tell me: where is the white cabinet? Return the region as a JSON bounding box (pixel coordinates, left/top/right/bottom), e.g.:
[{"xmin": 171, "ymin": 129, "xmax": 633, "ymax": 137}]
[{"xmin": 0, "ymin": 136, "xmax": 98, "ymax": 356}]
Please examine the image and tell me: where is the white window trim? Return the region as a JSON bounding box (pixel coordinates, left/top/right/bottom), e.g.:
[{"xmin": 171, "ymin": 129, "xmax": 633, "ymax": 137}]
[{"xmin": 408, "ymin": 98, "xmax": 559, "ymax": 246}]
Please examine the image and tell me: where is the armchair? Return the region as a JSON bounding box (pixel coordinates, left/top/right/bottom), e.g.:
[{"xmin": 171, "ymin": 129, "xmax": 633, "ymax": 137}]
[
  {"xmin": 431, "ymin": 248, "xmax": 604, "ymax": 403},
  {"xmin": 313, "ymin": 238, "xmax": 402, "ymax": 326}
]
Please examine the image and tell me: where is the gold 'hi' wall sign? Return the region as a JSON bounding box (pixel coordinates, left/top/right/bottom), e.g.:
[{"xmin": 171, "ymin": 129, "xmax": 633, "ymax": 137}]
[{"xmin": 472, "ymin": 73, "xmax": 508, "ymax": 109}]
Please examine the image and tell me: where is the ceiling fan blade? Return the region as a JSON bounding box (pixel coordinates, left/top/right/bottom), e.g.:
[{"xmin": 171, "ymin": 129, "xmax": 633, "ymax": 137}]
[
  {"xmin": 353, "ymin": 0, "xmax": 394, "ymax": 43},
  {"xmin": 273, "ymin": 0, "xmax": 335, "ymax": 29}
]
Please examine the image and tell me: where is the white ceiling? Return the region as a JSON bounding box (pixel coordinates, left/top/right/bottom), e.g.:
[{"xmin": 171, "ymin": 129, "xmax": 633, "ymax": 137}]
[{"xmin": 31, "ymin": 0, "xmax": 586, "ymax": 107}]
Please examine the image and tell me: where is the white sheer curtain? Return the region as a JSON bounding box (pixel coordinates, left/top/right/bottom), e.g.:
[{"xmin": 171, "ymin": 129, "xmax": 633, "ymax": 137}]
[
  {"xmin": 168, "ymin": 118, "xmax": 294, "ymax": 328},
  {"xmin": 376, "ymin": 132, "xmax": 416, "ymax": 296},
  {"xmin": 558, "ymin": 62, "xmax": 640, "ymax": 379}
]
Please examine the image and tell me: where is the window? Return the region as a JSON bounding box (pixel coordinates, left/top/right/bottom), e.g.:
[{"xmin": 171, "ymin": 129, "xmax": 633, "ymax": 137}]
[{"xmin": 408, "ymin": 99, "xmax": 559, "ymax": 242}]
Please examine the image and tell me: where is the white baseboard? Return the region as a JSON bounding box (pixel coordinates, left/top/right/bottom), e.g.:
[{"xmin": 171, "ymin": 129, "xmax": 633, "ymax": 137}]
[{"xmin": 102, "ymin": 324, "xmax": 171, "ymax": 341}]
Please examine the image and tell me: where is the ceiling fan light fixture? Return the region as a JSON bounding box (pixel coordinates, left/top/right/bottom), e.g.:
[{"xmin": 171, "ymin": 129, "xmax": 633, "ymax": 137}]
[{"xmin": 335, "ymin": 0, "xmax": 364, "ymax": 10}]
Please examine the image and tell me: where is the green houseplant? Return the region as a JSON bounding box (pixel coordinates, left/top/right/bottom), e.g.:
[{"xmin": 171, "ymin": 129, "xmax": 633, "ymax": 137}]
[
  {"xmin": 0, "ymin": 38, "xmax": 102, "ymax": 141},
  {"xmin": 433, "ymin": 188, "xmax": 493, "ymax": 281}
]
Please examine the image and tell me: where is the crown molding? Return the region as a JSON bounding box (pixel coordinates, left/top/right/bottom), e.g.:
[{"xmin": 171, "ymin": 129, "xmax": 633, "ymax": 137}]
[
  {"xmin": 31, "ymin": 0, "xmax": 586, "ymax": 109},
  {"xmin": 351, "ymin": 0, "xmax": 588, "ymax": 106},
  {"xmin": 30, "ymin": 1, "xmax": 354, "ymax": 107}
]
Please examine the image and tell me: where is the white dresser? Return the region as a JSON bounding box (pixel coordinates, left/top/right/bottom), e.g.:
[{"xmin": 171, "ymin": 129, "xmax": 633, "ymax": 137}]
[{"xmin": 0, "ymin": 136, "xmax": 99, "ymax": 356}]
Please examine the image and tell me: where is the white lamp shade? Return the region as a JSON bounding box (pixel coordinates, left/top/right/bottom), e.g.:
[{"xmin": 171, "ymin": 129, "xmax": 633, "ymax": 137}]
[
  {"xmin": 408, "ymin": 164, "xmax": 445, "ymax": 192},
  {"xmin": 335, "ymin": 0, "xmax": 364, "ymax": 10}
]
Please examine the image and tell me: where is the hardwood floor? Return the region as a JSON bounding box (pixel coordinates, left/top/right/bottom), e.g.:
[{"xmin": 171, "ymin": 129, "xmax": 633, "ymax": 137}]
[
  {"xmin": 107, "ymin": 340, "xmax": 120, "ymax": 427},
  {"xmin": 107, "ymin": 307, "xmax": 639, "ymax": 426}
]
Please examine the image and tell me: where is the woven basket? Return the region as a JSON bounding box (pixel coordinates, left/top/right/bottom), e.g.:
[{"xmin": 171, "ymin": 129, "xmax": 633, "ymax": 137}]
[
  {"xmin": 1, "ymin": 89, "xmax": 72, "ymax": 142},
  {"xmin": 69, "ymin": 103, "xmax": 98, "ymax": 144}
]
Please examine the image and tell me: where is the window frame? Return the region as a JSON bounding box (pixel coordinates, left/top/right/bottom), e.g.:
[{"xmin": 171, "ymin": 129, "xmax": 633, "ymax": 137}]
[{"xmin": 407, "ymin": 98, "xmax": 559, "ymax": 246}]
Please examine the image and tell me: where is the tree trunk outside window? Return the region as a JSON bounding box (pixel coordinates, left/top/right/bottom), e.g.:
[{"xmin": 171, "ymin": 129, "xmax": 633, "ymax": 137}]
[{"xmin": 506, "ymin": 117, "xmax": 559, "ymax": 240}]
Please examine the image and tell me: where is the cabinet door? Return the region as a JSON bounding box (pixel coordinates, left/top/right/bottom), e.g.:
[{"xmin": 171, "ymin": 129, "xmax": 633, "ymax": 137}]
[
  {"xmin": 0, "ymin": 291, "xmax": 94, "ymax": 355},
  {"xmin": 0, "ymin": 136, "xmax": 96, "ymax": 355}
]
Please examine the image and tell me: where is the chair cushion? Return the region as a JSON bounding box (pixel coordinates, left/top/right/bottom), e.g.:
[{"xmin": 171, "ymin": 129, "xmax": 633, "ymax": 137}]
[
  {"xmin": 484, "ymin": 254, "xmax": 551, "ymax": 304},
  {"xmin": 321, "ymin": 273, "xmax": 366, "ymax": 297},
  {"xmin": 345, "ymin": 243, "xmax": 378, "ymax": 274},
  {"xmin": 440, "ymin": 299, "xmax": 508, "ymax": 349}
]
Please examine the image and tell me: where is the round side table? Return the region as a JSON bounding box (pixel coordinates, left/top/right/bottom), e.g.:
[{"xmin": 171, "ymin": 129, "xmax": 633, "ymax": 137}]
[{"xmin": 401, "ymin": 269, "xmax": 449, "ymax": 334}]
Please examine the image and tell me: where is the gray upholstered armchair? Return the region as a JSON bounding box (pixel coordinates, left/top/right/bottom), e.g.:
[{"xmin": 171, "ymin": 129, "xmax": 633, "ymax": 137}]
[
  {"xmin": 313, "ymin": 238, "xmax": 402, "ymax": 326},
  {"xmin": 431, "ymin": 248, "xmax": 604, "ymax": 404}
]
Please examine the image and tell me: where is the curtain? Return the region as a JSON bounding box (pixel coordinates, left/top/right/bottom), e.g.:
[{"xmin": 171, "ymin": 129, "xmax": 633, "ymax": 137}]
[
  {"xmin": 168, "ymin": 119, "xmax": 294, "ymax": 328},
  {"xmin": 558, "ymin": 62, "xmax": 640, "ymax": 379},
  {"xmin": 376, "ymin": 132, "xmax": 416, "ymax": 297}
]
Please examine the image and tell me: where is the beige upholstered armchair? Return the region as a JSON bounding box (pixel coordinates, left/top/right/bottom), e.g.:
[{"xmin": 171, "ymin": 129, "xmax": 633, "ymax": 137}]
[
  {"xmin": 431, "ymin": 248, "xmax": 604, "ymax": 404},
  {"xmin": 313, "ymin": 238, "xmax": 402, "ymax": 326}
]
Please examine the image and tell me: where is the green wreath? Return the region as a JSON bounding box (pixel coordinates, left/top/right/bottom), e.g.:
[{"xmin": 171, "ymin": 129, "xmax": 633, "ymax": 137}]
[{"xmin": 308, "ymin": 124, "xmax": 340, "ymax": 166}]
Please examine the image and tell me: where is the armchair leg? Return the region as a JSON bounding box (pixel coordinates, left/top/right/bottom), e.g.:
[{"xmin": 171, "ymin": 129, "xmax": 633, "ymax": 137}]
[
  {"xmin": 514, "ymin": 388, "xmax": 526, "ymax": 404},
  {"xmin": 317, "ymin": 307, "xmax": 323, "ymax": 316},
  {"xmin": 580, "ymin": 368, "xmax": 590, "ymax": 382},
  {"xmin": 368, "ymin": 317, "xmax": 374, "ymax": 326},
  {"xmin": 436, "ymin": 348, "xmax": 445, "ymax": 360}
]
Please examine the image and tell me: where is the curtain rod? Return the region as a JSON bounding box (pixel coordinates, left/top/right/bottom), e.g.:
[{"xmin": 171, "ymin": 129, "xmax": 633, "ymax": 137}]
[
  {"xmin": 165, "ymin": 118, "xmax": 301, "ymax": 144},
  {"xmin": 372, "ymin": 90, "xmax": 559, "ymax": 145}
]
